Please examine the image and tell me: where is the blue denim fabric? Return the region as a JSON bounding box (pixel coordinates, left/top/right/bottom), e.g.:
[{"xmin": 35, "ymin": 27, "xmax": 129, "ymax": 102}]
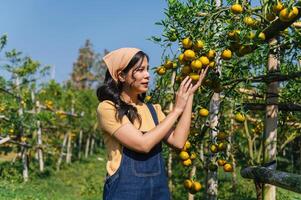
[{"xmin": 103, "ymin": 103, "xmax": 170, "ymax": 200}]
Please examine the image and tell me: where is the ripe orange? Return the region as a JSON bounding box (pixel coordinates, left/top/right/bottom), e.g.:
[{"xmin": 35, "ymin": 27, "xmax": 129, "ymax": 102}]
[
  {"xmin": 279, "ymin": 7, "xmax": 299, "ymax": 22},
  {"xmin": 217, "ymin": 142, "xmax": 227, "ymax": 151},
  {"xmin": 223, "ymin": 163, "xmax": 234, "ymax": 172},
  {"xmin": 221, "ymin": 49, "xmax": 232, "ymax": 60},
  {"xmin": 230, "ymin": 4, "xmax": 243, "ymax": 14},
  {"xmin": 182, "ymin": 38, "xmax": 192, "ymax": 49},
  {"xmin": 199, "ymin": 108, "xmax": 209, "ymax": 117},
  {"xmin": 217, "ymin": 159, "xmax": 227, "ymax": 166},
  {"xmin": 258, "ymin": 32, "xmax": 266, "ymax": 41},
  {"xmin": 179, "ymin": 151, "xmax": 190, "ymax": 160},
  {"xmin": 235, "ymin": 113, "xmax": 245, "ymax": 122},
  {"xmin": 190, "ymin": 152, "xmax": 197, "ymax": 160},
  {"xmin": 189, "ymin": 73, "xmax": 200, "ymax": 81},
  {"xmin": 145, "ymin": 95, "xmax": 152, "ymax": 102},
  {"xmin": 191, "ymin": 59, "xmax": 202, "ymax": 70},
  {"xmin": 184, "ymin": 179, "xmax": 193, "ymax": 189},
  {"xmin": 184, "ymin": 50, "xmax": 196, "ymax": 61},
  {"xmin": 182, "ymin": 158, "xmax": 192, "ymax": 166},
  {"xmin": 193, "ymin": 40, "xmax": 204, "ymax": 50},
  {"xmin": 272, "ymin": 2, "xmax": 284, "ymax": 14},
  {"xmin": 164, "ymin": 60, "xmax": 173, "ymax": 69},
  {"xmin": 243, "ymin": 16, "xmax": 256, "ymax": 27},
  {"xmin": 183, "ymin": 141, "xmax": 191, "ymax": 150},
  {"xmin": 209, "ymin": 61, "xmax": 216, "ymax": 68},
  {"xmin": 190, "ymin": 181, "xmax": 202, "ymax": 193},
  {"xmin": 207, "ymin": 50, "xmax": 216, "ymax": 60},
  {"xmin": 156, "ymin": 67, "xmax": 166, "ymax": 75},
  {"xmin": 178, "ymin": 53, "xmax": 185, "ymax": 64},
  {"xmin": 199, "ymin": 56, "xmax": 210, "ymax": 66},
  {"xmin": 209, "ymin": 144, "xmax": 218, "ymax": 153}
]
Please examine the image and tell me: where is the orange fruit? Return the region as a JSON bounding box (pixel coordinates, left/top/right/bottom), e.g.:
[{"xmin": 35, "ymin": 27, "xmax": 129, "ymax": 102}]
[
  {"xmin": 191, "ymin": 59, "xmax": 202, "ymax": 70},
  {"xmin": 217, "ymin": 159, "xmax": 227, "ymax": 166},
  {"xmin": 221, "ymin": 49, "xmax": 232, "ymax": 60},
  {"xmin": 217, "ymin": 142, "xmax": 227, "ymax": 151},
  {"xmin": 184, "ymin": 179, "xmax": 193, "ymax": 189},
  {"xmin": 279, "ymin": 7, "xmax": 299, "ymax": 22},
  {"xmin": 199, "ymin": 56, "xmax": 210, "ymax": 66},
  {"xmin": 209, "ymin": 61, "xmax": 216, "ymax": 68},
  {"xmin": 156, "ymin": 67, "xmax": 166, "ymax": 75},
  {"xmin": 145, "ymin": 95, "xmax": 152, "ymax": 102},
  {"xmin": 179, "ymin": 151, "xmax": 190, "ymax": 160},
  {"xmin": 235, "ymin": 113, "xmax": 245, "ymax": 122},
  {"xmin": 182, "ymin": 158, "xmax": 192, "ymax": 166},
  {"xmin": 243, "ymin": 16, "xmax": 256, "ymax": 27},
  {"xmin": 230, "ymin": 4, "xmax": 243, "ymax": 14},
  {"xmin": 184, "ymin": 50, "xmax": 196, "ymax": 61},
  {"xmin": 190, "ymin": 181, "xmax": 202, "ymax": 193},
  {"xmin": 194, "ymin": 40, "xmax": 204, "ymax": 50},
  {"xmin": 209, "ymin": 144, "xmax": 218, "ymax": 153},
  {"xmin": 272, "ymin": 1, "xmax": 284, "ymax": 14},
  {"xmin": 190, "ymin": 152, "xmax": 197, "ymax": 160},
  {"xmin": 164, "ymin": 60, "xmax": 173, "ymax": 69},
  {"xmin": 258, "ymin": 32, "xmax": 266, "ymax": 41},
  {"xmin": 223, "ymin": 163, "xmax": 234, "ymax": 172},
  {"xmin": 248, "ymin": 31, "xmax": 255, "ymax": 40},
  {"xmin": 207, "ymin": 50, "xmax": 216, "ymax": 60},
  {"xmin": 183, "ymin": 141, "xmax": 191, "ymax": 150},
  {"xmin": 182, "ymin": 38, "xmax": 192, "ymax": 49},
  {"xmin": 189, "ymin": 73, "xmax": 200, "ymax": 81},
  {"xmin": 181, "ymin": 65, "xmax": 192, "ymax": 75},
  {"xmin": 228, "ymin": 30, "xmax": 240, "ymax": 40},
  {"xmin": 178, "ymin": 53, "xmax": 185, "ymax": 64},
  {"xmin": 199, "ymin": 108, "xmax": 209, "ymax": 117}
]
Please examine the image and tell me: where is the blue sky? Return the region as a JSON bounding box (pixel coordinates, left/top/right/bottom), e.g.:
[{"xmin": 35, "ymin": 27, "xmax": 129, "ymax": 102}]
[
  {"xmin": 0, "ymin": 0, "xmax": 260, "ymax": 87},
  {"xmin": 0, "ymin": 0, "xmax": 167, "ymax": 86}
]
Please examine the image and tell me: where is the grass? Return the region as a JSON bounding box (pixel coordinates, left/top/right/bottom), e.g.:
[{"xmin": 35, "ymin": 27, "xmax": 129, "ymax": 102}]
[
  {"xmin": 0, "ymin": 148, "xmax": 301, "ymax": 200},
  {"xmin": 0, "ymin": 150, "xmax": 107, "ymax": 200}
]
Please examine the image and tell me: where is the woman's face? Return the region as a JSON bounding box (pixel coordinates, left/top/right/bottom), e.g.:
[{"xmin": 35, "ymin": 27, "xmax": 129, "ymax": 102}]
[{"xmin": 122, "ymin": 56, "xmax": 150, "ymax": 94}]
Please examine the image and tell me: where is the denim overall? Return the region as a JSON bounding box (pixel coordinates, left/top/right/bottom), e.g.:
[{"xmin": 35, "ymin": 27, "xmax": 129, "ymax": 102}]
[{"xmin": 103, "ymin": 103, "xmax": 170, "ymax": 200}]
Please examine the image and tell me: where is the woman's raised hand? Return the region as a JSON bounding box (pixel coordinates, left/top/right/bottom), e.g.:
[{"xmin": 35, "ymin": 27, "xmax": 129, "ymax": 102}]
[
  {"xmin": 189, "ymin": 66, "xmax": 209, "ymax": 95},
  {"xmin": 173, "ymin": 76, "xmax": 193, "ymax": 114}
]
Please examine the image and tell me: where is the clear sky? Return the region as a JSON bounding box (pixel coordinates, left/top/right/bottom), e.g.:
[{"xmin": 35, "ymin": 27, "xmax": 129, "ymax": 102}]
[
  {"xmin": 0, "ymin": 0, "xmax": 167, "ymax": 86},
  {"xmin": 0, "ymin": 0, "xmax": 260, "ymax": 87}
]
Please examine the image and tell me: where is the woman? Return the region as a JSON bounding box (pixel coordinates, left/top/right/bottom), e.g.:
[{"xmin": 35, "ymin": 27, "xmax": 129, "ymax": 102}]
[{"xmin": 96, "ymin": 47, "xmax": 207, "ymax": 200}]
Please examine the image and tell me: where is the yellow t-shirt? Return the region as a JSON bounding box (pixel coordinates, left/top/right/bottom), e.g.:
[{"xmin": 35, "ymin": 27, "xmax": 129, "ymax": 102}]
[{"xmin": 97, "ymin": 100, "xmax": 166, "ymax": 176}]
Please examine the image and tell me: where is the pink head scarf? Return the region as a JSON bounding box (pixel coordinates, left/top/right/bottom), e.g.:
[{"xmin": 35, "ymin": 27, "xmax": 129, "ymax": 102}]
[{"xmin": 103, "ymin": 47, "xmax": 141, "ymax": 83}]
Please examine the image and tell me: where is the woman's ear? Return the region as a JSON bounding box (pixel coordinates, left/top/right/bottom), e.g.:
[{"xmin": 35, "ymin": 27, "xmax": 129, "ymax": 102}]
[{"xmin": 117, "ymin": 71, "xmax": 125, "ymax": 83}]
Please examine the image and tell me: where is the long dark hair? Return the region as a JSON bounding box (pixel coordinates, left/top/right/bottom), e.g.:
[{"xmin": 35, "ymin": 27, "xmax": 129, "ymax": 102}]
[{"xmin": 96, "ymin": 51, "xmax": 149, "ymax": 128}]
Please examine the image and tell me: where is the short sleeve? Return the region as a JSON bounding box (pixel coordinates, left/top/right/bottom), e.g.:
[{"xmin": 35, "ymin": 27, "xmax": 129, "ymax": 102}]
[
  {"xmin": 153, "ymin": 104, "xmax": 166, "ymax": 123},
  {"xmin": 97, "ymin": 100, "xmax": 131, "ymax": 135}
]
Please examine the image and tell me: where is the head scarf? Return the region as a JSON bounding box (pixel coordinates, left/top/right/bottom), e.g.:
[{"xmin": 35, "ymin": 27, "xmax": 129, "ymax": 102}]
[{"xmin": 103, "ymin": 47, "xmax": 141, "ymax": 83}]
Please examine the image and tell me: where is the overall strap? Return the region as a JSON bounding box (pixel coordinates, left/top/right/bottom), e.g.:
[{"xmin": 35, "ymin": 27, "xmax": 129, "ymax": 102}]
[{"xmin": 146, "ymin": 103, "xmax": 159, "ymax": 126}]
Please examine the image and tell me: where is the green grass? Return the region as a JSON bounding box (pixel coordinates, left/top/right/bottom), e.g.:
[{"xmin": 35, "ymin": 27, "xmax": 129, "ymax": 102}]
[
  {"xmin": 0, "ymin": 150, "xmax": 107, "ymax": 200},
  {"xmin": 1, "ymin": 148, "xmax": 301, "ymax": 200}
]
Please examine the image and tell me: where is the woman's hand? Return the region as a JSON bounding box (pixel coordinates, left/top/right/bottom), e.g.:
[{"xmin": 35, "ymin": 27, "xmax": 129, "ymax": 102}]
[
  {"xmin": 173, "ymin": 76, "xmax": 193, "ymax": 114},
  {"xmin": 189, "ymin": 66, "xmax": 209, "ymax": 95}
]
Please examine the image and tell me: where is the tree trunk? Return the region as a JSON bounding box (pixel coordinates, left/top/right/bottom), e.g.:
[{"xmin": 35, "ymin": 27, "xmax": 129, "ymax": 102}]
[
  {"xmin": 85, "ymin": 134, "xmax": 91, "ymax": 158},
  {"xmin": 35, "ymin": 100, "xmax": 44, "ymax": 172},
  {"xmin": 188, "ymin": 165, "xmax": 196, "ymax": 200},
  {"xmin": 66, "ymin": 131, "xmax": 72, "ymax": 163},
  {"xmin": 78, "ymin": 130, "xmax": 83, "ymax": 159},
  {"xmin": 21, "ymin": 147, "xmax": 29, "ymax": 182},
  {"xmin": 206, "ymin": 93, "xmax": 220, "ymax": 200},
  {"xmin": 56, "ymin": 132, "xmax": 68, "ymax": 171},
  {"xmin": 90, "ymin": 135, "xmax": 95, "ymax": 155},
  {"xmin": 263, "ymin": 38, "xmax": 279, "ymax": 200}
]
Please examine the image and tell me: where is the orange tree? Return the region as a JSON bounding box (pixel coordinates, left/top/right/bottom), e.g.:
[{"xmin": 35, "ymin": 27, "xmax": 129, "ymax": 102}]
[
  {"xmin": 149, "ymin": 0, "xmax": 301, "ymax": 199},
  {"xmin": 0, "ymin": 41, "xmax": 100, "ymax": 182}
]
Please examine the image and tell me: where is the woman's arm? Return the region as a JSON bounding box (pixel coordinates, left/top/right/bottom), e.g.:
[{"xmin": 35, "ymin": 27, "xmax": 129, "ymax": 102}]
[
  {"xmin": 164, "ymin": 67, "xmax": 208, "ymax": 150},
  {"xmin": 112, "ymin": 76, "xmax": 193, "ymax": 153},
  {"xmin": 163, "ymin": 94, "xmax": 193, "ymax": 150}
]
